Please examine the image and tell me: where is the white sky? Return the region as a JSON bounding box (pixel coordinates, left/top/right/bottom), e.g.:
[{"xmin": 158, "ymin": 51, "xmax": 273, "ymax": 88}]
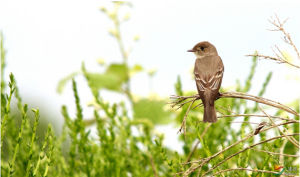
[{"xmin": 1, "ymin": 0, "xmax": 300, "ymax": 151}]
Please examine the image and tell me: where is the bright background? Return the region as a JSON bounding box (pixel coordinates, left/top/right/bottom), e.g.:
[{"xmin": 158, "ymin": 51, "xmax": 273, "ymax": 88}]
[{"xmin": 1, "ymin": 0, "xmax": 300, "ymax": 151}]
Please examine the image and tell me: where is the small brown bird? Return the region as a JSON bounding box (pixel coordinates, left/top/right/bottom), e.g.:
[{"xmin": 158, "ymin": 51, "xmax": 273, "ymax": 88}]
[{"xmin": 188, "ymin": 41, "xmax": 224, "ymax": 123}]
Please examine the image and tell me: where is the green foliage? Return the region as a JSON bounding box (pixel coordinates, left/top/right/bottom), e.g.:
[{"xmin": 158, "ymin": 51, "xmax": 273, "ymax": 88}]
[
  {"xmin": 84, "ymin": 63, "xmax": 128, "ymax": 92},
  {"xmin": 133, "ymin": 98, "xmax": 172, "ymax": 124},
  {"xmin": 1, "ymin": 74, "xmax": 55, "ymax": 177},
  {"xmin": 1, "ymin": 31, "xmax": 6, "ymax": 93},
  {"xmin": 1, "ymin": 2, "xmax": 299, "ymax": 177}
]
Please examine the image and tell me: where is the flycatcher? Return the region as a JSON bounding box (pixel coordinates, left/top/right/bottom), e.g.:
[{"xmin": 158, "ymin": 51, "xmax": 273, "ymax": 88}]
[{"xmin": 188, "ymin": 41, "xmax": 224, "ymax": 123}]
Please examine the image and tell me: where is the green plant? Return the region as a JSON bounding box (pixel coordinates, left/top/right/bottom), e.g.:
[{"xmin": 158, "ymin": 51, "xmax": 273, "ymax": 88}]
[{"xmin": 1, "ymin": 5, "xmax": 299, "ymax": 177}]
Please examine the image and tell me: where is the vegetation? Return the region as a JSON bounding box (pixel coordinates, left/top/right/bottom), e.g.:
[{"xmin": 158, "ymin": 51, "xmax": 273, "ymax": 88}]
[{"xmin": 1, "ymin": 3, "xmax": 299, "ymax": 177}]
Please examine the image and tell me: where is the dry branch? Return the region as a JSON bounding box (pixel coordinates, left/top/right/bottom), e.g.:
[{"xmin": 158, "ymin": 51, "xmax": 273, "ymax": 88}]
[
  {"xmin": 181, "ymin": 121, "xmax": 297, "ymax": 176},
  {"xmin": 259, "ymin": 106, "xmax": 300, "ymax": 148},
  {"xmin": 177, "ymin": 98, "xmax": 197, "ymax": 137},
  {"xmin": 200, "ymin": 133, "xmax": 299, "ymax": 177},
  {"xmin": 212, "ymin": 167, "xmax": 295, "ymax": 176},
  {"xmin": 269, "ymin": 14, "xmax": 300, "ymax": 59},
  {"xmin": 217, "ymin": 113, "xmax": 298, "ymax": 122},
  {"xmin": 170, "ymin": 91, "xmax": 299, "ymax": 116},
  {"xmin": 250, "ymin": 148, "xmax": 299, "ymax": 158},
  {"xmin": 245, "ymin": 53, "xmax": 300, "ymax": 69},
  {"xmin": 219, "ymin": 92, "xmax": 298, "ymax": 115},
  {"xmin": 246, "ymin": 15, "xmax": 300, "ymax": 68}
]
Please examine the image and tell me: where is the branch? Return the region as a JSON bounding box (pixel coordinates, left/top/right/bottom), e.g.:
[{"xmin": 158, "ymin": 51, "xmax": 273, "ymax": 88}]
[
  {"xmin": 200, "ymin": 133, "xmax": 300, "ymax": 177},
  {"xmin": 245, "ymin": 53, "xmax": 300, "ymax": 69},
  {"xmin": 177, "ymin": 98, "xmax": 197, "ymax": 137},
  {"xmin": 246, "ymin": 15, "xmax": 300, "ymax": 68},
  {"xmin": 170, "ymin": 91, "xmax": 299, "ymax": 116},
  {"xmin": 268, "ymin": 14, "xmax": 300, "ymax": 59},
  {"xmin": 259, "ymin": 106, "xmax": 300, "ymax": 148},
  {"xmin": 251, "ymin": 148, "xmax": 299, "ymax": 158},
  {"xmin": 212, "ymin": 167, "xmax": 295, "ymax": 176},
  {"xmin": 219, "ymin": 92, "xmax": 299, "ymax": 115},
  {"xmin": 181, "ymin": 121, "xmax": 296, "ymax": 176},
  {"xmin": 217, "ymin": 113, "xmax": 298, "ymax": 122}
]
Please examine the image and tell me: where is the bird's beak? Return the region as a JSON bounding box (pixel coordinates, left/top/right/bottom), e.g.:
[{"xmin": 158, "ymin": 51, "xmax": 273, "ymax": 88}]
[{"xmin": 187, "ymin": 49, "xmax": 195, "ymax": 52}]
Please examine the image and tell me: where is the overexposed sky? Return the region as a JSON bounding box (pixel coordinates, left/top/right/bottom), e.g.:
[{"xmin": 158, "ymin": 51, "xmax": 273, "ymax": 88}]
[{"xmin": 1, "ymin": 0, "xmax": 300, "ymax": 150}]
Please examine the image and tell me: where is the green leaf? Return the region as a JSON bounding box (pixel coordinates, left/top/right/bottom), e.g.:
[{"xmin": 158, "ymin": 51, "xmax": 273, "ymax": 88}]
[
  {"xmin": 105, "ymin": 63, "xmax": 128, "ymax": 82},
  {"xmin": 85, "ymin": 72, "xmax": 123, "ymax": 92},
  {"xmin": 81, "ymin": 63, "xmax": 129, "ymax": 93},
  {"xmin": 57, "ymin": 72, "xmax": 79, "ymax": 94},
  {"xmin": 133, "ymin": 98, "xmax": 172, "ymax": 125}
]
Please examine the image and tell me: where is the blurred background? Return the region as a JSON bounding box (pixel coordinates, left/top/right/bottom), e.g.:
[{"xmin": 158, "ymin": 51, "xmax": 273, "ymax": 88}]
[{"xmin": 1, "ymin": 0, "xmax": 300, "ymax": 152}]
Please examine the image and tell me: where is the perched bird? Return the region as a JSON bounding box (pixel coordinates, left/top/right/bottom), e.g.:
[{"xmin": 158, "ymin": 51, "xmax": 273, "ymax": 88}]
[{"xmin": 188, "ymin": 41, "xmax": 224, "ymax": 123}]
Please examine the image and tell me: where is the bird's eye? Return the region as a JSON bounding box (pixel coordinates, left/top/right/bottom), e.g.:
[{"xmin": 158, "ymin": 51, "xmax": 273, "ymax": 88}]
[{"xmin": 200, "ymin": 47, "xmax": 205, "ymax": 51}]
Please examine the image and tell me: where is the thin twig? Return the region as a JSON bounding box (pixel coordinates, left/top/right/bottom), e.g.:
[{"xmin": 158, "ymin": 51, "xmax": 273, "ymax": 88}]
[
  {"xmin": 217, "ymin": 113, "xmax": 298, "ymax": 122},
  {"xmin": 216, "ymin": 105, "xmax": 237, "ymax": 115},
  {"xmin": 245, "ymin": 54, "xmax": 300, "ymax": 69},
  {"xmin": 185, "ymin": 124, "xmax": 212, "ymax": 163},
  {"xmin": 259, "ymin": 106, "xmax": 300, "ymax": 148},
  {"xmin": 269, "ymin": 14, "xmax": 300, "ymax": 59},
  {"xmin": 178, "ymin": 98, "xmax": 197, "ymax": 137},
  {"xmin": 212, "ymin": 167, "xmax": 295, "ymax": 176},
  {"xmin": 200, "ymin": 133, "xmax": 300, "ymax": 177},
  {"xmin": 181, "ymin": 121, "xmax": 296, "ymax": 176},
  {"xmin": 246, "ymin": 15, "xmax": 300, "ymax": 68},
  {"xmin": 251, "ymin": 148, "xmax": 299, "ymax": 157},
  {"xmin": 229, "ymin": 121, "xmax": 262, "ymax": 125},
  {"xmin": 192, "ymin": 103, "xmax": 203, "ymax": 110}
]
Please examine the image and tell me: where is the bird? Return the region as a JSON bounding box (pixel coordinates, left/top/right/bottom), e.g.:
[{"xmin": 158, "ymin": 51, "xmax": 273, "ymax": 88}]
[{"xmin": 187, "ymin": 41, "xmax": 224, "ymax": 123}]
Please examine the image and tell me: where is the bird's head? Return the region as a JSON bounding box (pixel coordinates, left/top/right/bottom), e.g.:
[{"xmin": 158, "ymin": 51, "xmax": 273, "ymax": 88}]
[{"xmin": 187, "ymin": 41, "xmax": 218, "ymax": 58}]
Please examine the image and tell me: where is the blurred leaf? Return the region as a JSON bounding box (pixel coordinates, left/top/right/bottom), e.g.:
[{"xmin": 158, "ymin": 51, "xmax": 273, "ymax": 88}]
[
  {"xmin": 130, "ymin": 64, "xmax": 143, "ymax": 76},
  {"xmin": 81, "ymin": 63, "xmax": 128, "ymax": 93},
  {"xmin": 105, "ymin": 63, "xmax": 128, "ymax": 82},
  {"xmin": 85, "ymin": 72, "xmax": 122, "ymax": 92},
  {"xmin": 56, "ymin": 72, "xmax": 79, "ymax": 94},
  {"xmin": 174, "ymin": 76, "xmax": 183, "ymax": 96},
  {"xmin": 133, "ymin": 98, "xmax": 172, "ymax": 125}
]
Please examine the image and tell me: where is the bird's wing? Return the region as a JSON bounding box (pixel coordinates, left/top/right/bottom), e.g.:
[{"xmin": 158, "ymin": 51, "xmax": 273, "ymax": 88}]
[{"xmin": 194, "ymin": 56, "xmax": 224, "ymax": 92}]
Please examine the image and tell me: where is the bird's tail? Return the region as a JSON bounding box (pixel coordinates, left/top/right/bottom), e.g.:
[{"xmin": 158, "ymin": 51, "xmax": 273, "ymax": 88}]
[
  {"xmin": 203, "ymin": 91, "xmax": 217, "ymax": 123},
  {"xmin": 203, "ymin": 104, "xmax": 217, "ymax": 123}
]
